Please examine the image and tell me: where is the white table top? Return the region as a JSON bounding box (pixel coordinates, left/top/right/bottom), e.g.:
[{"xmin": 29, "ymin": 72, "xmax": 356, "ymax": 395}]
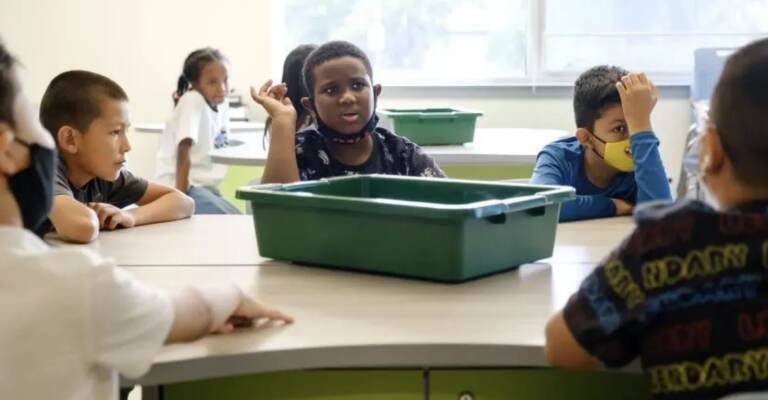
[
  {"xmin": 209, "ymin": 128, "xmax": 568, "ymax": 166},
  {"xmin": 47, "ymin": 215, "xmax": 634, "ymax": 267},
  {"xmin": 53, "ymin": 214, "xmax": 634, "ymax": 385},
  {"xmin": 46, "ymin": 216, "xmax": 269, "ymax": 266},
  {"xmin": 127, "ymin": 261, "xmax": 600, "ymax": 385},
  {"xmin": 134, "ymin": 121, "xmax": 265, "ymax": 134}
]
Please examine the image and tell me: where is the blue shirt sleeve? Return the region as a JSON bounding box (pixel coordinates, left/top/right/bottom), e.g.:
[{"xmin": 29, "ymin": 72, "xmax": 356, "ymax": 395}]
[
  {"xmin": 531, "ymin": 148, "xmax": 617, "ymax": 222},
  {"xmin": 630, "ymin": 131, "xmax": 672, "ymax": 203}
]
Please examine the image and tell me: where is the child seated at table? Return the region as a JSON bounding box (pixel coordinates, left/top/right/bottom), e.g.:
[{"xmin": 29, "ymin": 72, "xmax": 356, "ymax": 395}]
[
  {"xmin": 0, "ymin": 40, "xmax": 292, "ymax": 399},
  {"xmin": 530, "ymin": 66, "xmax": 672, "ymax": 222},
  {"xmin": 252, "ymin": 40, "xmax": 445, "ymax": 183},
  {"xmin": 544, "ymin": 38, "xmax": 768, "ymax": 399}
]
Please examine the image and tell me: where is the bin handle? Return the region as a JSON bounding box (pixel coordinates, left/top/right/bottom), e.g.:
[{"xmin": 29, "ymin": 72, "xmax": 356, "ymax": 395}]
[
  {"xmin": 472, "ymin": 194, "xmax": 548, "ymax": 218},
  {"xmin": 418, "ymin": 112, "xmax": 459, "ymax": 120}
]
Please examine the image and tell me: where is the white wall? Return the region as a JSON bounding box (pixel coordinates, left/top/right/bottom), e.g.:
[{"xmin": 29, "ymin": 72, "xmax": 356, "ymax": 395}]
[{"xmin": 0, "ymin": 0, "xmax": 691, "ymax": 184}]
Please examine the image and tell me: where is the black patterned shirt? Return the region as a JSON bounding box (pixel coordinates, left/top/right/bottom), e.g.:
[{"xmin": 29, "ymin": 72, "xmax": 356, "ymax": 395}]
[
  {"xmin": 295, "ymin": 126, "xmax": 445, "ymax": 181},
  {"xmin": 563, "ymin": 199, "xmax": 768, "ymax": 400}
]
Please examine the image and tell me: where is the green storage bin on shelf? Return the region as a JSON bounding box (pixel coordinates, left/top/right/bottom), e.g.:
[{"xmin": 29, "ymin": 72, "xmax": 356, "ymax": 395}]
[
  {"xmin": 237, "ymin": 175, "xmax": 574, "ymax": 283},
  {"xmin": 378, "ymin": 108, "xmax": 483, "ymax": 145}
]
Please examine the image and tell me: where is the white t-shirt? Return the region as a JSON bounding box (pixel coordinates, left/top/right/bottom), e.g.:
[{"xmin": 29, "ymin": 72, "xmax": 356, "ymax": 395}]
[
  {"xmin": 156, "ymin": 90, "xmax": 229, "ymax": 187},
  {"xmin": 0, "ymin": 227, "xmax": 173, "ymax": 400}
]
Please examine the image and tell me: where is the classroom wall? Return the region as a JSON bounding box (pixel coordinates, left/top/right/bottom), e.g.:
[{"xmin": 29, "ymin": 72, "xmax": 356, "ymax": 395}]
[{"xmin": 0, "ymin": 0, "xmax": 690, "ymax": 185}]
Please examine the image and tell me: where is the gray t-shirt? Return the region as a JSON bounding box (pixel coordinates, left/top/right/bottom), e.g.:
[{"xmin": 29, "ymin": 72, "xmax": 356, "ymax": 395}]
[{"xmin": 36, "ymin": 158, "xmax": 148, "ymax": 235}]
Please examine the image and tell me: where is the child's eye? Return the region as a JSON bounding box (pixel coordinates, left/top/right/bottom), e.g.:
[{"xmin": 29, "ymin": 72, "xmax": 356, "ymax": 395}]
[
  {"xmin": 322, "ymin": 86, "xmax": 338, "ymax": 95},
  {"xmin": 111, "ymin": 129, "xmax": 121, "ymax": 135},
  {"xmin": 612, "ymin": 125, "xmax": 627, "ymax": 134},
  {"xmin": 351, "ymin": 82, "xmax": 365, "ymax": 90}
]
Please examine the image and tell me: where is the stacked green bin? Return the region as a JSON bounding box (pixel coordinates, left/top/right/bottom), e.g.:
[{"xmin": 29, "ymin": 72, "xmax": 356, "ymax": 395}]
[
  {"xmin": 237, "ymin": 175, "xmax": 574, "ymax": 282},
  {"xmin": 378, "ymin": 108, "xmax": 483, "ymax": 145}
]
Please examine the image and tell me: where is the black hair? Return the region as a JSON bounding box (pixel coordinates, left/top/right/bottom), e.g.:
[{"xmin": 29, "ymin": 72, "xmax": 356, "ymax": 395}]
[
  {"xmin": 0, "ymin": 41, "xmax": 17, "ymax": 127},
  {"xmin": 40, "ymin": 70, "xmax": 128, "ymax": 139},
  {"xmin": 173, "ymin": 47, "xmax": 227, "ymax": 106},
  {"xmin": 573, "ymin": 65, "xmax": 629, "ymax": 131},
  {"xmin": 711, "ymin": 37, "xmax": 768, "ymax": 186},
  {"xmin": 264, "ymin": 43, "xmax": 318, "ymax": 148},
  {"xmin": 301, "ymin": 40, "xmax": 373, "ymax": 97}
]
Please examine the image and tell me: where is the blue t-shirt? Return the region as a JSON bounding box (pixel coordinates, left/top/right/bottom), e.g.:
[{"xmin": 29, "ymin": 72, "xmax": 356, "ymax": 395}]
[
  {"xmin": 530, "ymin": 132, "xmax": 672, "ymax": 222},
  {"xmin": 563, "ymin": 199, "xmax": 768, "ymax": 400}
]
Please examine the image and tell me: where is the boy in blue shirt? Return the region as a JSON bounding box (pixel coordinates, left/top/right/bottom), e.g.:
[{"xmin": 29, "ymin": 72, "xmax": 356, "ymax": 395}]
[
  {"xmin": 531, "ymin": 66, "xmax": 672, "ymax": 222},
  {"xmin": 544, "ymin": 38, "xmax": 768, "ymax": 399}
]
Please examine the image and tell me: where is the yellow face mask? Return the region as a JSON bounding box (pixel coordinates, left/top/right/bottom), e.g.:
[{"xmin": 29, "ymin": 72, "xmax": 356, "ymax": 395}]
[{"xmin": 590, "ymin": 132, "xmax": 634, "ymax": 172}]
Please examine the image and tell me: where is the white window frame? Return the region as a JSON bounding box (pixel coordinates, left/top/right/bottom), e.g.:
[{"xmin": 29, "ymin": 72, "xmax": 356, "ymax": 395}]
[{"xmin": 269, "ymin": 0, "xmax": 768, "ymax": 88}]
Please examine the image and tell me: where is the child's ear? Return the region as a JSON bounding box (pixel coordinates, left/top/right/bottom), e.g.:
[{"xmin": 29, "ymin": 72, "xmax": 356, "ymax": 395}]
[
  {"xmin": 373, "ymin": 84, "xmax": 382, "ymax": 99},
  {"xmin": 300, "ymin": 97, "xmax": 315, "ymax": 115},
  {"xmin": 0, "ymin": 121, "xmax": 14, "ymax": 158},
  {"xmin": 702, "ymin": 127, "xmax": 725, "ymax": 174},
  {"xmin": 56, "ymin": 125, "xmax": 80, "ymax": 155},
  {"xmin": 575, "ymin": 128, "xmax": 592, "ymax": 147}
]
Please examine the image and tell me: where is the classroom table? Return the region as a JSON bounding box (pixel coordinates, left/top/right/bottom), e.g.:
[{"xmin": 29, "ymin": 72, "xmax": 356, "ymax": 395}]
[
  {"xmin": 46, "ymin": 215, "xmax": 635, "ymax": 267},
  {"xmin": 134, "ymin": 121, "xmax": 265, "ymax": 134},
  {"xmin": 71, "ymin": 215, "xmax": 641, "ymax": 398},
  {"xmin": 127, "ymin": 260, "xmax": 644, "ymax": 399},
  {"xmin": 209, "ymin": 128, "xmax": 569, "ymax": 166}
]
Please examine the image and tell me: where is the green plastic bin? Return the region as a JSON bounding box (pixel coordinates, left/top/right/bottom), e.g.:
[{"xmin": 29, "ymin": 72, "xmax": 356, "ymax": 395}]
[
  {"xmin": 237, "ymin": 175, "xmax": 574, "ymax": 282},
  {"xmin": 378, "ymin": 108, "xmax": 483, "ymax": 145}
]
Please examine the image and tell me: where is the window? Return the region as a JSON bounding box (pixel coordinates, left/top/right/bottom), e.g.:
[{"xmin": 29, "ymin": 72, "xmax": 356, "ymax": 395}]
[
  {"xmin": 542, "ymin": 0, "xmax": 768, "ymax": 83},
  {"xmin": 272, "ymin": 0, "xmax": 768, "ymax": 86}
]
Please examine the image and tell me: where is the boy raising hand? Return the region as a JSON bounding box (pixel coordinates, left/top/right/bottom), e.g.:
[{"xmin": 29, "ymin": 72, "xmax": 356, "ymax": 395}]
[{"xmin": 531, "ymin": 67, "xmax": 672, "ymax": 222}]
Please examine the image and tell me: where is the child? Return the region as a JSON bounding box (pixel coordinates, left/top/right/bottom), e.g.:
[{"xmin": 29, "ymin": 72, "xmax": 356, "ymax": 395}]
[
  {"xmin": 544, "ymin": 38, "xmax": 768, "ymax": 399},
  {"xmin": 252, "ymin": 40, "xmax": 445, "ymax": 183},
  {"xmin": 0, "ymin": 41, "xmax": 292, "ymax": 400},
  {"xmin": 39, "ymin": 70, "xmax": 194, "ymax": 243},
  {"xmin": 530, "ymin": 66, "xmax": 672, "ymax": 222},
  {"xmin": 263, "ymin": 43, "xmax": 318, "ymax": 148},
  {"xmin": 156, "ymin": 48, "xmax": 240, "ymax": 214}
]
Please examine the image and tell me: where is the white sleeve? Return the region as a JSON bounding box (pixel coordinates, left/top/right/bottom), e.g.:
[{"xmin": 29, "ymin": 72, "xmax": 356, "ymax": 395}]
[
  {"xmin": 87, "ymin": 263, "xmax": 174, "ymax": 379},
  {"xmin": 174, "ymin": 95, "xmax": 204, "ymax": 146}
]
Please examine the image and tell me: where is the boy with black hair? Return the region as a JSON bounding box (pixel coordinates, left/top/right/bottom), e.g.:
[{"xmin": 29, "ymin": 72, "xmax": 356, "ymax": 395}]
[
  {"xmin": 40, "ymin": 70, "xmax": 194, "ymax": 242},
  {"xmin": 252, "ymin": 40, "xmax": 444, "ymax": 183},
  {"xmin": 531, "ymin": 66, "xmax": 672, "ymax": 222},
  {"xmin": 545, "ymin": 38, "xmax": 768, "ymax": 399}
]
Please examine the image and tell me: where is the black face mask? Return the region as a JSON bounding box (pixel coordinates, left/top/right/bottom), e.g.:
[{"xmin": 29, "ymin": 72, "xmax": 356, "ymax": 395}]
[{"xmin": 8, "ymin": 143, "xmax": 55, "ymax": 232}]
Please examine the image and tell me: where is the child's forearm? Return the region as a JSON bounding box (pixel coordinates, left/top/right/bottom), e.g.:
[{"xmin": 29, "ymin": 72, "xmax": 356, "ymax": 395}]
[
  {"xmin": 630, "ymin": 132, "xmax": 672, "ymax": 203},
  {"xmin": 261, "ymin": 116, "xmax": 300, "ymax": 184},
  {"xmin": 129, "ymin": 190, "xmax": 194, "ymax": 226},
  {"xmin": 166, "ymin": 285, "xmax": 241, "ymax": 343},
  {"xmin": 559, "ymin": 195, "xmax": 616, "ymax": 222},
  {"xmin": 49, "ymin": 195, "xmax": 99, "ymax": 243},
  {"xmin": 176, "ymin": 139, "xmax": 193, "ymax": 192}
]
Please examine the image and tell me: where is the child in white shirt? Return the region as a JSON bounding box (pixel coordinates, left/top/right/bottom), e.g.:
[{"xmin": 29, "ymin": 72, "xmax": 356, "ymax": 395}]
[
  {"xmin": 0, "ymin": 41, "xmax": 292, "ymax": 399},
  {"xmin": 156, "ymin": 47, "xmax": 240, "ymax": 214}
]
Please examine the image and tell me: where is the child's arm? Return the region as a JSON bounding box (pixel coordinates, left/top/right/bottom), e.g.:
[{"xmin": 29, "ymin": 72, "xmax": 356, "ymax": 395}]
[
  {"xmin": 175, "ymin": 139, "xmax": 193, "ymax": 192},
  {"xmin": 88, "ymin": 182, "xmax": 194, "ymax": 230},
  {"xmin": 166, "ymin": 285, "xmax": 293, "ymax": 343},
  {"xmin": 89, "ymin": 265, "xmax": 292, "ymax": 379},
  {"xmin": 531, "ymin": 151, "xmax": 619, "ymax": 221},
  {"xmin": 131, "ymin": 182, "xmax": 194, "ymax": 225},
  {"xmin": 545, "ymin": 311, "xmax": 601, "ymax": 369},
  {"xmin": 49, "ymin": 195, "xmax": 100, "ymax": 243},
  {"xmin": 251, "ymin": 81, "xmax": 300, "ymax": 184},
  {"xmin": 617, "ymin": 73, "xmax": 673, "ymax": 203},
  {"xmin": 545, "ymin": 233, "xmax": 644, "ymax": 370}
]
